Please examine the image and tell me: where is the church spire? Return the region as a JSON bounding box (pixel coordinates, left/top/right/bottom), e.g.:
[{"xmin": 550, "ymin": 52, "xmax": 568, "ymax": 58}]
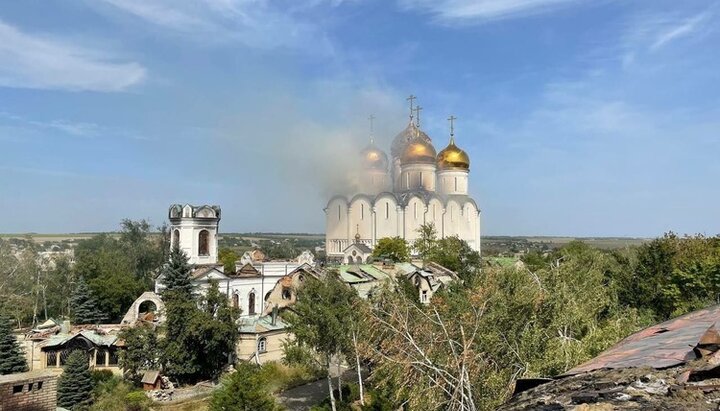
[
  {"xmin": 406, "ymin": 94, "xmax": 417, "ymax": 124},
  {"xmin": 368, "ymin": 114, "xmax": 375, "ymax": 144},
  {"xmin": 414, "ymin": 105, "xmax": 423, "ymax": 128},
  {"xmin": 447, "ymin": 115, "xmax": 457, "ymax": 145}
]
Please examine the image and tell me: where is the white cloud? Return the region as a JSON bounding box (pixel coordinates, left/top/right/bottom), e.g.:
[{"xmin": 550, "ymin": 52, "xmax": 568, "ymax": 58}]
[
  {"xmin": 397, "ymin": 0, "xmax": 590, "ymax": 21},
  {"xmin": 95, "ymin": 0, "xmax": 341, "ymax": 51},
  {"xmin": 0, "ymin": 20, "xmax": 146, "ymax": 92},
  {"xmin": 650, "ymin": 11, "xmax": 711, "ymax": 51}
]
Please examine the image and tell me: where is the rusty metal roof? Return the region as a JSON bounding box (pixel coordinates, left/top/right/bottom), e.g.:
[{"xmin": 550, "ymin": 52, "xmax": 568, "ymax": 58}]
[{"xmin": 564, "ymin": 304, "xmax": 720, "ymax": 376}]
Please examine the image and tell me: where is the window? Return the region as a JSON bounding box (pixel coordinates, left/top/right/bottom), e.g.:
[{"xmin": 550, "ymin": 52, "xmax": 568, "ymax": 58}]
[
  {"xmin": 13, "ymin": 385, "xmax": 23, "ymax": 394},
  {"xmin": 37, "ymin": 382, "xmax": 43, "ymax": 390},
  {"xmin": 454, "ymin": 177, "xmax": 458, "ymax": 192},
  {"xmin": 338, "ymin": 205, "xmax": 341, "ymax": 221},
  {"xmin": 108, "ymin": 349, "xmax": 119, "ymax": 366},
  {"xmin": 421, "ymin": 290, "xmax": 428, "ymax": 303},
  {"xmin": 385, "ymin": 202, "xmax": 389, "ymax": 219},
  {"xmin": 198, "ymin": 230, "xmax": 210, "ymax": 256},
  {"xmin": 248, "ymin": 292, "xmax": 256, "ymax": 315},
  {"xmin": 46, "ymin": 351, "xmax": 58, "ymax": 367},
  {"xmin": 258, "ymin": 337, "xmax": 267, "ymax": 353},
  {"xmin": 361, "ymin": 204, "xmax": 364, "ymax": 220},
  {"xmin": 172, "ymin": 229, "xmax": 180, "ymax": 248},
  {"xmin": 232, "ymin": 293, "xmax": 239, "ymax": 309},
  {"xmin": 27, "ymin": 383, "xmax": 33, "ymax": 391},
  {"xmin": 420, "ymin": 172, "xmax": 423, "ymax": 186},
  {"xmin": 96, "ymin": 349, "xmax": 107, "ymax": 366},
  {"xmin": 282, "ymin": 288, "xmax": 292, "ymax": 300}
]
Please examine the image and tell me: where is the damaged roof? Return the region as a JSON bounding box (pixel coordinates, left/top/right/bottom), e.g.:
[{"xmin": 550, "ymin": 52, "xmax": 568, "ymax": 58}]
[{"xmin": 565, "ymin": 304, "xmax": 720, "ymax": 376}]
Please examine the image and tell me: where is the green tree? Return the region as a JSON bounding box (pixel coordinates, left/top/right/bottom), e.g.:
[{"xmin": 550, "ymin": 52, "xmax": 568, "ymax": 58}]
[
  {"xmin": 218, "ymin": 248, "xmax": 239, "ymax": 274},
  {"xmin": 209, "ymin": 362, "xmax": 281, "ymax": 411},
  {"xmin": 70, "ymin": 277, "xmax": 107, "ymax": 324},
  {"xmin": 57, "ymin": 350, "xmax": 94, "ymax": 410},
  {"xmin": 284, "ymin": 273, "xmax": 360, "ymax": 411},
  {"xmin": 0, "ymin": 315, "xmax": 28, "ymax": 375},
  {"xmin": 46, "ymin": 255, "xmax": 76, "ymax": 319},
  {"xmin": 196, "ymin": 280, "xmax": 241, "ymax": 380},
  {"xmin": 428, "ymin": 236, "xmax": 482, "ymax": 285},
  {"xmin": 371, "ymin": 237, "xmax": 410, "ymax": 263},
  {"xmin": 413, "ymin": 223, "xmax": 438, "ymax": 262},
  {"xmin": 118, "ymin": 325, "xmax": 160, "ymax": 382},
  {"xmin": 160, "ymin": 245, "xmax": 194, "ymax": 297}
]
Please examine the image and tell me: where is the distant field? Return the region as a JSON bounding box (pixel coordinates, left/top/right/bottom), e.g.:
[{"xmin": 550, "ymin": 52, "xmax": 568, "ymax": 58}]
[
  {"xmin": 483, "ymin": 236, "xmax": 650, "ymax": 250},
  {"xmin": 0, "ymin": 233, "xmax": 105, "ymax": 242}
]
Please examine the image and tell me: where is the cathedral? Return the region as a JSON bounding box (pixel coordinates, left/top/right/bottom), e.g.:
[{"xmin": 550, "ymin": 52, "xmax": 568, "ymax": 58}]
[{"xmin": 325, "ymin": 97, "xmax": 481, "ymax": 260}]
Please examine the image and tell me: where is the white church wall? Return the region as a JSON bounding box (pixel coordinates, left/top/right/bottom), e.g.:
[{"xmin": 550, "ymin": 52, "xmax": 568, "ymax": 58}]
[
  {"xmin": 325, "ymin": 197, "xmax": 349, "ymax": 254},
  {"xmin": 404, "ymin": 196, "xmax": 426, "ymax": 244},
  {"xmin": 427, "ymin": 198, "xmax": 444, "ymax": 235},
  {"xmin": 437, "ymin": 170, "xmax": 468, "ymax": 196},
  {"xmin": 374, "ymin": 194, "xmax": 399, "ymax": 240},
  {"xmin": 443, "ymin": 200, "xmax": 462, "ymax": 238},
  {"xmin": 348, "ymin": 196, "xmax": 373, "ymax": 242}
]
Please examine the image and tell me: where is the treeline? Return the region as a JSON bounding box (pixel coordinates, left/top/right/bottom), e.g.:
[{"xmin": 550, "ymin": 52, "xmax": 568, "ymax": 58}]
[{"xmin": 0, "ymin": 220, "xmax": 167, "ymax": 327}]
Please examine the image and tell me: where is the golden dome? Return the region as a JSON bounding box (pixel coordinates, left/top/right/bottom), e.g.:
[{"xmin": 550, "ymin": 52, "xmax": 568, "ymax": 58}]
[
  {"xmin": 400, "ymin": 138, "xmax": 437, "ymax": 165},
  {"xmin": 360, "ymin": 141, "xmax": 388, "ymax": 170},
  {"xmin": 437, "ymin": 138, "xmax": 469, "ymax": 170}
]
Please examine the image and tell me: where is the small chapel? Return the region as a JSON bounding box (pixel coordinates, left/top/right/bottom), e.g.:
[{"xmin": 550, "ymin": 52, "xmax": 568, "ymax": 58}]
[{"xmin": 325, "ymin": 96, "xmax": 481, "ymax": 260}]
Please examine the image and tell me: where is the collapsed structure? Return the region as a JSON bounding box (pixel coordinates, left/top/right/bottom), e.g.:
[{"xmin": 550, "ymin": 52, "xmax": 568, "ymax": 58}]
[{"xmin": 501, "ymin": 304, "xmax": 720, "ymax": 410}]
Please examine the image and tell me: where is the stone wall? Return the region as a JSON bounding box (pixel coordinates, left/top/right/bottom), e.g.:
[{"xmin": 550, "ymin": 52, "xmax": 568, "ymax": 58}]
[{"xmin": 0, "ymin": 370, "xmax": 57, "ymax": 411}]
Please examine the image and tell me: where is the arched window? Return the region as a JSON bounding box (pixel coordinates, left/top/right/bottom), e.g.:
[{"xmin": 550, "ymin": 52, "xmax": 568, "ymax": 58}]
[
  {"xmin": 248, "ymin": 292, "xmax": 256, "ymax": 315},
  {"xmin": 232, "ymin": 293, "xmax": 239, "ymax": 309},
  {"xmin": 385, "ymin": 202, "xmax": 389, "ymax": 219},
  {"xmin": 198, "ymin": 230, "xmax": 210, "ymax": 256},
  {"xmin": 258, "ymin": 337, "xmax": 267, "ymax": 353},
  {"xmin": 454, "ymin": 177, "xmax": 458, "ymax": 192},
  {"xmin": 172, "ymin": 229, "xmax": 180, "ymax": 248},
  {"xmin": 361, "ymin": 203, "xmax": 364, "ymax": 220}
]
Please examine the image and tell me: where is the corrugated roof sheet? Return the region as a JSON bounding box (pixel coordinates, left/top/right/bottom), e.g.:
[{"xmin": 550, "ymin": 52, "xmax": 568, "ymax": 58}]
[{"xmin": 564, "ymin": 304, "xmax": 720, "ymax": 376}]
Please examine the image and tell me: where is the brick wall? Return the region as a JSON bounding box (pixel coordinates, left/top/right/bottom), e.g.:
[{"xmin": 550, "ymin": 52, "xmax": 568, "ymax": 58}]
[{"xmin": 0, "ymin": 371, "xmax": 57, "ymax": 411}]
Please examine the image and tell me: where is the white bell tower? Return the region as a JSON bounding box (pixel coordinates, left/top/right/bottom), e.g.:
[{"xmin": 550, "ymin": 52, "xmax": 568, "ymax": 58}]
[{"xmin": 168, "ymin": 204, "xmax": 221, "ymax": 265}]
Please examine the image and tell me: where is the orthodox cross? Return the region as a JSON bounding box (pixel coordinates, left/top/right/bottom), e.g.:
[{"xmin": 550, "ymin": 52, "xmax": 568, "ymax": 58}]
[
  {"xmin": 414, "ymin": 106, "xmax": 423, "ymax": 128},
  {"xmin": 406, "ymin": 95, "xmax": 417, "ymax": 121},
  {"xmin": 448, "ymin": 115, "xmax": 457, "ymax": 142}
]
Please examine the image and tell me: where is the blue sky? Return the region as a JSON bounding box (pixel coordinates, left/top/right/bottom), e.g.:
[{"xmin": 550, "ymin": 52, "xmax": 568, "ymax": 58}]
[{"xmin": 0, "ymin": 0, "xmax": 718, "ymax": 237}]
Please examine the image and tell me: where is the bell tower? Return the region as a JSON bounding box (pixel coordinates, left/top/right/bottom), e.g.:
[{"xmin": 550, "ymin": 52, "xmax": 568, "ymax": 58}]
[{"xmin": 168, "ymin": 204, "xmax": 221, "ymax": 265}]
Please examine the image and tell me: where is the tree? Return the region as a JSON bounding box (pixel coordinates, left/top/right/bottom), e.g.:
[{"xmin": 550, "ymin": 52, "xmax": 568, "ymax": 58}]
[
  {"xmin": 70, "ymin": 277, "xmax": 107, "ymax": 324},
  {"xmin": 118, "ymin": 325, "xmax": 160, "ymax": 382},
  {"xmin": 57, "ymin": 350, "xmax": 94, "ymax": 410},
  {"xmin": 0, "ymin": 315, "xmax": 28, "ymax": 375},
  {"xmin": 428, "ymin": 236, "xmax": 482, "ymax": 285},
  {"xmin": 372, "ymin": 237, "xmax": 410, "ymax": 263},
  {"xmin": 413, "ymin": 223, "xmax": 438, "ymax": 262},
  {"xmin": 209, "ymin": 362, "xmax": 281, "ymax": 411},
  {"xmin": 160, "ymin": 244, "xmax": 194, "ymax": 297},
  {"xmin": 284, "ymin": 273, "xmax": 360, "ymax": 411},
  {"xmin": 218, "ymin": 248, "xmax": 239, "ymax": 274},
  {"xmin": 161, "ymin": 280, "xmax": 239, "ymax": 383},
  {"xmin": 46, "ymin": 255, "xmax": 76, "ymax": 320}
]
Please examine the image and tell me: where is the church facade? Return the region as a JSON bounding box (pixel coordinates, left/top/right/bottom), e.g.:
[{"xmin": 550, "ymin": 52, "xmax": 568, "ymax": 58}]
[{"xmin": 325, "ymin": 103, "xmax": 481, "ymax": 259}]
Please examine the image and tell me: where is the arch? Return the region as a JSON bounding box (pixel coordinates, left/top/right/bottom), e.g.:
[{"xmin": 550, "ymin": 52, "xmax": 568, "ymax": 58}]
[
  {"xmin": 355, "ymin": 256, "xmax": 363, "ymax": 264},
  {"xmin": 232, "ymin": 292, "xmax": 239, "ymax": 309},
  {"xmin": 248, "ymin": 291, "xmax": 256, "ymax": 315},
  {"xmin": 258, "ymin": 337, "xmax": 267, "ymax": 353},
  {"xmin": 195, "ymin": 206, "xmax": 216, "ymax": 218},
  {"xmin": 198, "ymin": 230, "xmax": 210, "ymax": 256},
  {"xmin": 349, "ymin": 197, "xmax": 372, "ymax": 241},
  {"xmin": 121, "ymin": 292, "xmax": 165, "ymax": 324},
  {"xmin": 404, "ymin": 196, "xmax": 426, "ymax": 243}
]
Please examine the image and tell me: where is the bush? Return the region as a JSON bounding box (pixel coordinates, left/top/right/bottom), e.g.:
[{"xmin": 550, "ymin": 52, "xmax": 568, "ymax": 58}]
[
  {"xmin": 260, "ymin": 361, "xmax": 324, "ymax": 392},
  {"xmin": 91, "ymin": 369, "xmax": 114, "ymax": 387},
  {"xmin": 125, "ymin": 391, "xmax": 151, "ymax": 411},
  {"xmin": 209, "ymin": 362, "xmax": 281, "ymax": 411}
]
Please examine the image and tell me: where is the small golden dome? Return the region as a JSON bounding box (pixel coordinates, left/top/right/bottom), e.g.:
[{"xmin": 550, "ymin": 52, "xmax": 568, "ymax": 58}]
[
  {"xmin": 360, "ymin": 141, "xmax": 388, "ymax": 170},
  {"xmin": 437, "ymin": 138, "xmax": 470, "ymax": 170},
  {"xmin": 401, "ymin": 138, "xmax": 437, "ymax": 165}
]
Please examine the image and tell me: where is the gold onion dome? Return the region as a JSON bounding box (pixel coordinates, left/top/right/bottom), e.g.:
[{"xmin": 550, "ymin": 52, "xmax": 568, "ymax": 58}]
[
  {"xmin": 437, "ymin": 137, "xmax": 470, "ymax": 170},
  {"xmin": 401, "ymin": 137, "xmax": 437, "ymax": 165},
  {"xmin": 360, "ymin": 140, "xmax": 389, "ymax": 170},
  {"xmin": 391, "ymin": 122, "xmax": 432, "ymax": 158}
]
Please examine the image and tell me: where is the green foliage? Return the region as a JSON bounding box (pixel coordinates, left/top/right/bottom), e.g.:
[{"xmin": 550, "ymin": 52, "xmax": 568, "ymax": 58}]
[
  {"xmin": 118, "ymin": 325, "xmax": 160, "ymax": 382},
  {"xmin": 70, "ymin": 277, "xmax": 107, "ymax": 324},
  {"xmin": 90, "ymin": 369, "xmax": 114, "ymax": 388},
  {"xmin": 259, "ymin": 361, "xmax": 324, "ymax": 393},
  {"xmin": 0, "ymin": 315, "xmax": 28, "ymax": 375},
  {"xmin": 90, "ymin": 376, "xmax": 150, "ymax": 411},
  {"xmin": 161, "ymin": 280, "xmax": 239, "ymax": 383},
  {"xmin": 427, "ymin": 235, "xmax": 482, "ymax": 285},
  {"xmin": 218, "ymin": 248, "xmax": 239, "ymax": 274},
  {"xmin": 209, "ymin": 362, "xmax": 281, "ymax": 411},
  {"xmin": 413, "ymin": 223, "xmax": 438, "ymax": 262},
  {"xmin": 371, "ymin": 237, "xmax": 410, "ymax": 263},
  {"xmin": 57, "ymin": 350, "xmax": 94, "ymax": 410},
  {"xmin": 160, "ymin": 244, "xmax": 194, "ymax": 298}
]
